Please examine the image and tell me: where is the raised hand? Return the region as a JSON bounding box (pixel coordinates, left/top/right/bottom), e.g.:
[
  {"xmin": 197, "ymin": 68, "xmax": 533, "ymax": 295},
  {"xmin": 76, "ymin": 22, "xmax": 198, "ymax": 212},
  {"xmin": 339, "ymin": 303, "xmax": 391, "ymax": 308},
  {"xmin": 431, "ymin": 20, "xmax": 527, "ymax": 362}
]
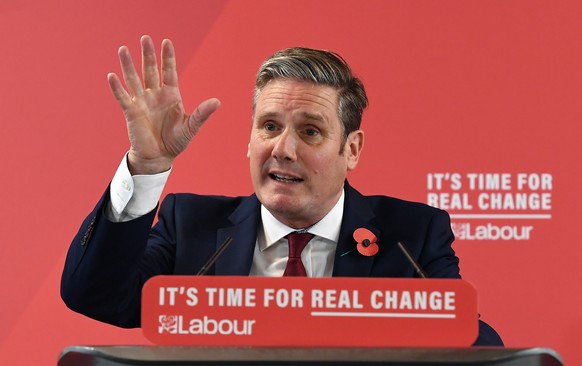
[{"xmin": 107, "ymin": 35, "xmax": 220, "ymax": 174}]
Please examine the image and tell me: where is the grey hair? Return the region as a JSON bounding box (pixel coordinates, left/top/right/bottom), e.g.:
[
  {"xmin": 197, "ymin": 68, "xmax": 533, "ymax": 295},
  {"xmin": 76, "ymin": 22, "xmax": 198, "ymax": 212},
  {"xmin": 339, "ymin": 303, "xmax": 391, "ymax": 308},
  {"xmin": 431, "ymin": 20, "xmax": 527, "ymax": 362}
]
[{"xmin": 253, "ymin": 47, "xmax": 368, "ymax": 145}]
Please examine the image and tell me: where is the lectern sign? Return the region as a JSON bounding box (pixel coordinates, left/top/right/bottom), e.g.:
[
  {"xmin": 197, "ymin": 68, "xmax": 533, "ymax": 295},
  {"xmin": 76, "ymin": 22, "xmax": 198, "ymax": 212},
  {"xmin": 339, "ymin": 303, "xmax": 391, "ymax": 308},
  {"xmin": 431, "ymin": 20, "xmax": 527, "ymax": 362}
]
[{"xmin": 142, "ymin": 276, "xmax": 478, "ymax": 347}]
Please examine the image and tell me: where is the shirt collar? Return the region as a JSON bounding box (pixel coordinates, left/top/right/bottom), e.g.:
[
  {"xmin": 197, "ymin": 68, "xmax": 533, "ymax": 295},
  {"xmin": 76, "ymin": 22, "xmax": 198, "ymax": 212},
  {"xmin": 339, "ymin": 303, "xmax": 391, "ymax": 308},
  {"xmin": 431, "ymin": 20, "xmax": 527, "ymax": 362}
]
[{"xmin": 258, "ymin": 190, "xmax": 345, "ymax": 251}]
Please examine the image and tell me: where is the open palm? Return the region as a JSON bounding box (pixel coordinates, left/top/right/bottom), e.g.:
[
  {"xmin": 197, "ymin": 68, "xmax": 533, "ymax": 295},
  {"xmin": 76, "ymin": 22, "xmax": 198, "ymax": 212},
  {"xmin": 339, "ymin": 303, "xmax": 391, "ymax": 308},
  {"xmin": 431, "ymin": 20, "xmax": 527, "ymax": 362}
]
[{"xmin": 108, "ymin": 36, "xmax": 220, "ymax": 174}]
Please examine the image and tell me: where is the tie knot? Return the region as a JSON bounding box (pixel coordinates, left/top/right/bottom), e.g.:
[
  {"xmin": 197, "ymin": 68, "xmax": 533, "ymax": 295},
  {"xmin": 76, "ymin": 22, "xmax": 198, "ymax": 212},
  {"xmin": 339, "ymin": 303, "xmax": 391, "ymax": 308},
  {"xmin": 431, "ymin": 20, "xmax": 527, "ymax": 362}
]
[{"xmin": 286, "ymin": 232, "xmax": 314, "ymax": 258}]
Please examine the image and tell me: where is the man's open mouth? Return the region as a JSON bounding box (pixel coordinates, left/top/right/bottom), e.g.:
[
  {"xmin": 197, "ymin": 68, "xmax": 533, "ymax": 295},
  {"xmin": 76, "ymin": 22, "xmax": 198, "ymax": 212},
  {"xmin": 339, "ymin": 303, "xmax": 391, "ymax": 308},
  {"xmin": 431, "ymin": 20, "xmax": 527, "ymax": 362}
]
[{"xmin": 270, "ymin": 173, "xmax": 303, "ymax": 183}]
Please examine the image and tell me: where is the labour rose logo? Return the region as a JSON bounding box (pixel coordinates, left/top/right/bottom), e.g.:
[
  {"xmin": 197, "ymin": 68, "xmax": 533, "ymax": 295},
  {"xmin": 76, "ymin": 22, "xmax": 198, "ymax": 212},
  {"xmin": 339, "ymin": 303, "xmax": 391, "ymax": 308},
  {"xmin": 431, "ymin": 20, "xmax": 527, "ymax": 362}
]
[{"xmin": 158, "ymin": 315, "xmax": 179, "ymax": 334}]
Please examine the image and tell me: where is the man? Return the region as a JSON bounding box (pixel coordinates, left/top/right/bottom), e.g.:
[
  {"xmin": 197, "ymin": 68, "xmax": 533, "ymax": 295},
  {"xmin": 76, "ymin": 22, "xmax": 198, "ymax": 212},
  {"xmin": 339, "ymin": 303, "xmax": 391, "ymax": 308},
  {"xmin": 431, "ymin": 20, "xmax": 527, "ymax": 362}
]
[{"xmin": 61, "ymin": 36, "xmax": 502, "ymax": 345}]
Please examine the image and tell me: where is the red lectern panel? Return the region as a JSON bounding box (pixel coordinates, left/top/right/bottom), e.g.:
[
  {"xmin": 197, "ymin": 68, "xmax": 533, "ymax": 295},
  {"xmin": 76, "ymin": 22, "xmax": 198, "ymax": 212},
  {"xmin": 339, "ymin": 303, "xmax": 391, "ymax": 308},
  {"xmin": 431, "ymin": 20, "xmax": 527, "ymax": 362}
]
[{"xmin": 142, "ymin": 276, "xmax": 478, "ymax": 347}]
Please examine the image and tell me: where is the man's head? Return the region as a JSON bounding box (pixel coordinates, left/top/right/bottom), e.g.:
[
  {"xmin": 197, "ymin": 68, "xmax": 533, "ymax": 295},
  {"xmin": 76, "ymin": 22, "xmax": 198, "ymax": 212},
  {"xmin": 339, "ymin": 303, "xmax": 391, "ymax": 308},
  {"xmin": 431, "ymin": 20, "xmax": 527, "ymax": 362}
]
[
  {"xmin": 248, "ymin": 47, "xmax": 368, "ymax": 228},
  {"xmin": 253, "ymin": 47, "xmax": 368, "ymax": 150}
]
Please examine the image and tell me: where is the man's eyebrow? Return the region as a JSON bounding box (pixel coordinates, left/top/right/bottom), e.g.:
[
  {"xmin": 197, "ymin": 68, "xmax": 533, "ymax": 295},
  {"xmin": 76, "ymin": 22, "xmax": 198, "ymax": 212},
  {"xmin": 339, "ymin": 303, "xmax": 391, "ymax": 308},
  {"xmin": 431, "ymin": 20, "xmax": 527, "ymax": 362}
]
[
  {"xmin": 256, "ymin": 111, "xmax": 326, "ymax": 123},
  {"xmin": 299, "ymin": 111, "xmax": 325, "ymax": 123},
  {"xmin": 255, "ymin": 111, "xmax": 281, "ymax": 121}
]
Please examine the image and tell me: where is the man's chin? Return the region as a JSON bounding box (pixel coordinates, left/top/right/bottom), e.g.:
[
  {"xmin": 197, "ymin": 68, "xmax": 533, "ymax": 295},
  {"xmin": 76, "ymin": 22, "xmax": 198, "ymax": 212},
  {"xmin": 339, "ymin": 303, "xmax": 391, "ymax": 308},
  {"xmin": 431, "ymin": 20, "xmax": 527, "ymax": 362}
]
[
  {"xmin": 261, "ymin": 199, "xmax": 307, "ymax": 224},
  {"xmin": 263, "ymin": 200, "xmax": 300, "ymax": 216}
]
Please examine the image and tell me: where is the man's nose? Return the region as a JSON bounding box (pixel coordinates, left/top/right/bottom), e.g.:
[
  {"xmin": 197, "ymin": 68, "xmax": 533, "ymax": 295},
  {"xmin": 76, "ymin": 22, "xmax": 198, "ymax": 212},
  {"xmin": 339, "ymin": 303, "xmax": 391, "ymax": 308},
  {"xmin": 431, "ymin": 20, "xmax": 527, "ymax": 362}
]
[{"xmin": 271, "ymin": 128, "xmax": 298, "ymax": 161}]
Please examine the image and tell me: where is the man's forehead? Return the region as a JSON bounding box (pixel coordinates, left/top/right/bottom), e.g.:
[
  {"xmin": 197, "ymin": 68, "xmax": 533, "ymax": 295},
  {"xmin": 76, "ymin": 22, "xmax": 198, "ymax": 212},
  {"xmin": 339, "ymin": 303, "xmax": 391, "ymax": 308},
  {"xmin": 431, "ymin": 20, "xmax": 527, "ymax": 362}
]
[
  {"xmin": 255, "ymin": 80, "xmax": 339, "ymax": 113},
  {"xmin": 261, "ymin": 77, "xmax": 337, "ymax": 94}
]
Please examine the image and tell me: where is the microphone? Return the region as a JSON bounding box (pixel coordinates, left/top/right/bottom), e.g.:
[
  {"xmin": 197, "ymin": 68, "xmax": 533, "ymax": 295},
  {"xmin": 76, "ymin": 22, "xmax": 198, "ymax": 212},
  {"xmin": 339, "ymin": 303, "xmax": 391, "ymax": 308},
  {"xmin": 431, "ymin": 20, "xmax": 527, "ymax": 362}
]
[
  {"xmin": 397, "ymin": 241, "xmax": 428, "ymax": 278},
  {"xmin": 197, "ymin": 236, "xmax": 234, "ymax": 276}
]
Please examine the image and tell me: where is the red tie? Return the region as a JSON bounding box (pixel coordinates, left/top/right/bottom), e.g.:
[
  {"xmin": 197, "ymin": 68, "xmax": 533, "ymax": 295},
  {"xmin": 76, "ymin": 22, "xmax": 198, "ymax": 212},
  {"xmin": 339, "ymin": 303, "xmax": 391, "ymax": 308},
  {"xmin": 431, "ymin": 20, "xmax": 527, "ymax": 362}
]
[{"xmin": 283, "ymin": 232, "xmax": 314, "ymax": 277}]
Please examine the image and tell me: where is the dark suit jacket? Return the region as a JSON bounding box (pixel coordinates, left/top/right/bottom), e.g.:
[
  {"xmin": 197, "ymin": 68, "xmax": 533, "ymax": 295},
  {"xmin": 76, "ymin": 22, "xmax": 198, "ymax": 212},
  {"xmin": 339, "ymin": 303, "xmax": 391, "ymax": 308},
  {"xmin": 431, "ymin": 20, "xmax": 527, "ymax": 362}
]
[{"xmin": 61, "ymin": 182, "xmax": 502, "ymax": 346}]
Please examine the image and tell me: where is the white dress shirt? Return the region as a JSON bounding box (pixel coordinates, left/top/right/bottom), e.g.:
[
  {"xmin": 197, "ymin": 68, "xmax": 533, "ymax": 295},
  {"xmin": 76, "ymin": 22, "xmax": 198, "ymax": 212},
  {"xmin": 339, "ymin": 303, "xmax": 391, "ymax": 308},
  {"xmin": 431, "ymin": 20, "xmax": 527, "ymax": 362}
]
[
  {"xmin": 107, "ymin": 154, "xmax": 343, "ymax": 277},
  {"xmin": 249, "ymin": 196, "xmax": 342, "ymax": 277}
]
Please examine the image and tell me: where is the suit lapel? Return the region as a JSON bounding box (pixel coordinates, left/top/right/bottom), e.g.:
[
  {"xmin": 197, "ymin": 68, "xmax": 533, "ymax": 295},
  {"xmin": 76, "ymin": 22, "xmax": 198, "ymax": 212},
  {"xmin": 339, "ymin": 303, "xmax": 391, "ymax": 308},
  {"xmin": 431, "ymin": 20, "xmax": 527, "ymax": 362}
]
[
  {"xmin": 333, "ymin": 182, "xmax": 381, "ymax": 277},
  {"xmin": 211, "ymin": 184, "xmax": 380, "ymax": 277},
  {"xmin": 214, "ymin": 195, "xmax": 261, "ymax": 275}
]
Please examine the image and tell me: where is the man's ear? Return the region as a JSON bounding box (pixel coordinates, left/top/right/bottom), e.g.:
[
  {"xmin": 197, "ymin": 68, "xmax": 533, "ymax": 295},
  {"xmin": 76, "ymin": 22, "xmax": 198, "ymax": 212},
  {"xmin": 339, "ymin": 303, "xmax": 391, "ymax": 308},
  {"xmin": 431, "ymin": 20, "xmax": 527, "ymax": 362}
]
[
  {"xmin": 345, "ymin": 130, "xmax": 364, "ymax": 171},
  {"xmin": 247, "ymin": 143, "xmax": 251, "ymax": 158}
]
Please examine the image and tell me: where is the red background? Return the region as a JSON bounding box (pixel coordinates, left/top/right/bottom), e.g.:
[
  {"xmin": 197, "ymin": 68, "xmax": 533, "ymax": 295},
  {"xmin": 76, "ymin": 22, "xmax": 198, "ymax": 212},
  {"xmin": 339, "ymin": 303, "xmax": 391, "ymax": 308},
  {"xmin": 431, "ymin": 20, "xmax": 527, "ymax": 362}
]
[{"xmin": 1, "ymin": 0, "xmax": 580, "ymax": 364}]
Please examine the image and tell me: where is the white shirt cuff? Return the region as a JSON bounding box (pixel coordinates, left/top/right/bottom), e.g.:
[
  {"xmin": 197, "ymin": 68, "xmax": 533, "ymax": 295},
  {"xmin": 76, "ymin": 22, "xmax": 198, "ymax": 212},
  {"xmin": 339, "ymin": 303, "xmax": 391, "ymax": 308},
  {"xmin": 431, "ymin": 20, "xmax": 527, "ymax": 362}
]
[{"xmin": 108, "ymin": 153, "xmax": 171, "ymax": 222}]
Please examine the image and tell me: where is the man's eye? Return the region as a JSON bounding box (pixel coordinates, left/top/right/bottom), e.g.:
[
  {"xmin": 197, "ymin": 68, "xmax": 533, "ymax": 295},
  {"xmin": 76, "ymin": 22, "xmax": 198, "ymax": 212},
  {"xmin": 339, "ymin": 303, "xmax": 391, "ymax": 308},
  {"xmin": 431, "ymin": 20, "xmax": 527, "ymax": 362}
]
[
  {"xmin": 305, "ymin": 128, "xmax": 319, "ymax": 136},
  {"xmin": 264, "ymin": 122, "xmax": 277, "ymax": 131}
]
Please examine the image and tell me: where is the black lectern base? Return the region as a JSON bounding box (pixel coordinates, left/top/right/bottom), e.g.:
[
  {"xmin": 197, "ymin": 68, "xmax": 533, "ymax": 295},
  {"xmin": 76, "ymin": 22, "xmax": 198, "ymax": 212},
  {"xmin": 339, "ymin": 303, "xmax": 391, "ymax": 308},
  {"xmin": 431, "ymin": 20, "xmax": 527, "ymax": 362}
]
[{"xmin": 58, "ymin": 346, "xmax": 563, "ymax": 366}]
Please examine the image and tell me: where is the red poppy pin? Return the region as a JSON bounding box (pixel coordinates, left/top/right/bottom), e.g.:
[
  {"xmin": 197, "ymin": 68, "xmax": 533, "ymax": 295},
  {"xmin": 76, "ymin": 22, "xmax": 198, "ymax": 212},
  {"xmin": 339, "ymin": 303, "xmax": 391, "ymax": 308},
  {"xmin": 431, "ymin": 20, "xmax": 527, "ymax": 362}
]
[{"xmin": 353, "ymin": 228, "xmax": 379, "ymax": 256}]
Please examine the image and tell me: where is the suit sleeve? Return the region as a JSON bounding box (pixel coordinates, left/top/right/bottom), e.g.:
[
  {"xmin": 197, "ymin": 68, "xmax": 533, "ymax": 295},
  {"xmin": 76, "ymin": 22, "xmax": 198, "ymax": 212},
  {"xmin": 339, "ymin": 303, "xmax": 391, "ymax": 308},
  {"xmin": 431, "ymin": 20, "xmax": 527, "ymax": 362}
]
[
  {"xmin": 417, "ymin": 208, "xmax": 460, "ymax": 279},
  {"xmin": 60, "ymin": 187, "xmax": 177, "ymax": 328},
  {"xmin": 417, "ymin": 209, "xmax": 503, "ymax": 346}
]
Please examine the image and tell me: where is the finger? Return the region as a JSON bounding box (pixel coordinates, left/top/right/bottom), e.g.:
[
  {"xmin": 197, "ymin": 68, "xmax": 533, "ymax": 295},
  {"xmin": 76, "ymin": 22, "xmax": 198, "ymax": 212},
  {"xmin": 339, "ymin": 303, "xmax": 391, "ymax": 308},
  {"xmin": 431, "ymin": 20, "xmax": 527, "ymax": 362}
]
[
  {"xmin": 141, "ymin": 35, "xmax": 160, "ymax": 90},
  {"xmin": 187, "ymin": 98, "xmax": 221, "ymax": 133},
  {"xmin": 118, "ymin": 45, "xmax": 144, "ymax": 97},
  {"xmin": 107, "ymin": 73, "xmax": 133, "ymax": 110},
  {"xmin": 161, "ymin": 39, "xmax": 179, "ymax": 87}
]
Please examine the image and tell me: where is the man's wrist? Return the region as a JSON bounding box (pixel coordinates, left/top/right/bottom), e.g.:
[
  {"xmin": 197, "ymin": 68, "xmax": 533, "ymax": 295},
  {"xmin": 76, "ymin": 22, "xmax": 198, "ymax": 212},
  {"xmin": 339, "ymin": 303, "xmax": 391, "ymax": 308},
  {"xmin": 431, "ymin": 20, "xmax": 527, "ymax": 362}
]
[{"xmin": 127, "ymin": 151, "xmax": 173, "ymax": 175}]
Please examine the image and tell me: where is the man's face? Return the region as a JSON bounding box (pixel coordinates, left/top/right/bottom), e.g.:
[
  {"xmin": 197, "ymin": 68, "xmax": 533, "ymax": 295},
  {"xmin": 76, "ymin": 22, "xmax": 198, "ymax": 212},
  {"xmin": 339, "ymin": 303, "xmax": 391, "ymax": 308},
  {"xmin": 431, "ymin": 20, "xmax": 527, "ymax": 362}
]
[{"xmin": 248, "ymin": 79, "xmax": 363, "ymax": 228}]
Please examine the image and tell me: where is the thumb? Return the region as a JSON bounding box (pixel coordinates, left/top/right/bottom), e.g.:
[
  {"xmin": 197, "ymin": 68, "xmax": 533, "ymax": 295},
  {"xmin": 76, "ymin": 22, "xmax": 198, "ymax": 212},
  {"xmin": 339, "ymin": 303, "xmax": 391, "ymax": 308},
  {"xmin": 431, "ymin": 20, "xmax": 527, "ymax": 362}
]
[{"xmin": 187, "ymin": 98, "xmax": 221, "ymax": 134}]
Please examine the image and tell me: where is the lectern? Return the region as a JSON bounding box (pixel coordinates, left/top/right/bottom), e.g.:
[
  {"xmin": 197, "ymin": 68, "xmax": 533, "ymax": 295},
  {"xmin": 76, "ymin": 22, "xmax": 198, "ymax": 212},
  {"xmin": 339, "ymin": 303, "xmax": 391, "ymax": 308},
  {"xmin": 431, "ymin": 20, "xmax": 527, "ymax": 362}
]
[
  {"xmin": 59, "ymin": 277, "xmax": 564, "ymax": 365},
  {"xmin": 58, "ymin": 346, "xmax": 563, "ymax": 366}
]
